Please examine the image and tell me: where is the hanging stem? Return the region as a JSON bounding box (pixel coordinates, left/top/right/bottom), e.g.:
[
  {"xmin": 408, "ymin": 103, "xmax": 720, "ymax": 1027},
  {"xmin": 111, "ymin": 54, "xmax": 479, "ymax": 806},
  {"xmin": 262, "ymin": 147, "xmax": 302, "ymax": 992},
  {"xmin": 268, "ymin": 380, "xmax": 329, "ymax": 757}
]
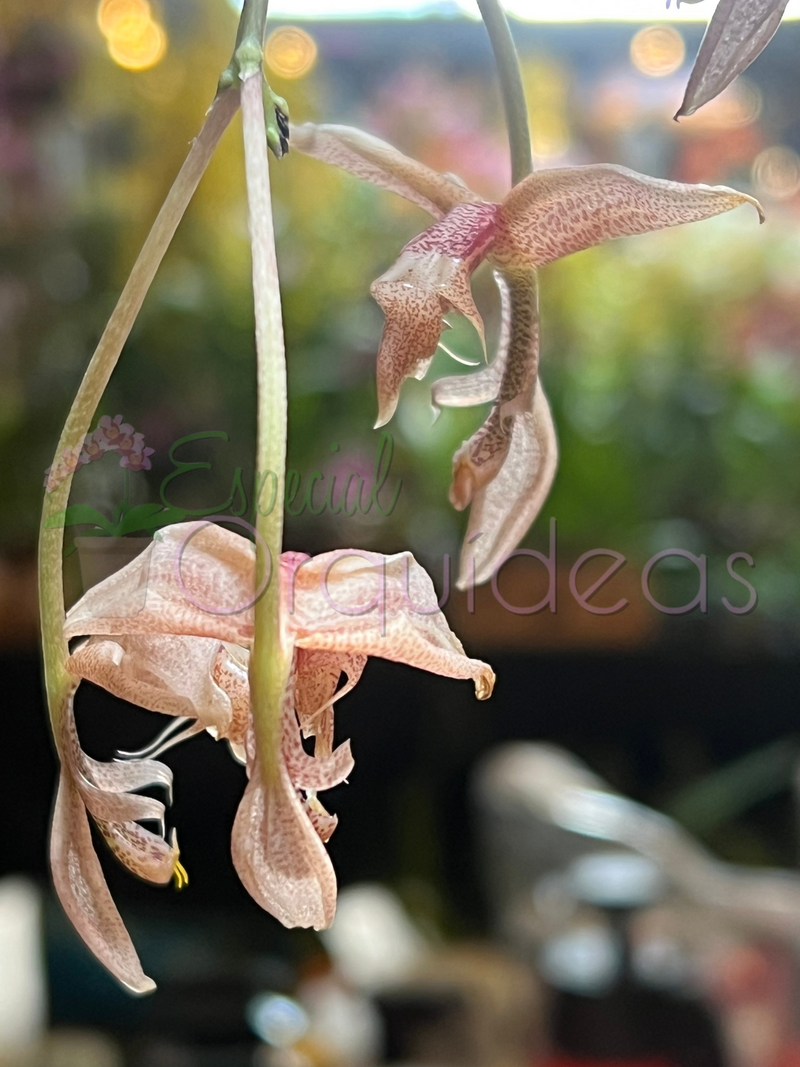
[
  {"xmin": 235, "ymin": 0, "xmax": 270, "ymax": 54},
  {"xmin": 38, "ymin": 89, "xmax": 239, "ymax": 742},
  {"xmin": 241, "ymin": 71, "xmax": 291, "ymax": 787},
  {"xmin": 221, "ymin": 0, "xmax": 270, "ymax": 86},
  {"xmin": 476, "ymin": 0, "xmax": 532, "ymax": 185}
]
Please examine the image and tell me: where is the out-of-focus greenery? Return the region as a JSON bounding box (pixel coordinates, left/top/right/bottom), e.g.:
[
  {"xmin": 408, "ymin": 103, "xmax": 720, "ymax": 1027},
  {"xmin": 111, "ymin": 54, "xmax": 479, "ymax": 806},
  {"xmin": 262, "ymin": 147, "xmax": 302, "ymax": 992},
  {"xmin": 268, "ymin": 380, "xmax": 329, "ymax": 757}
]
[{"xmin": 3, "ymin": 3, "xmax": 800, "ymax": 648}]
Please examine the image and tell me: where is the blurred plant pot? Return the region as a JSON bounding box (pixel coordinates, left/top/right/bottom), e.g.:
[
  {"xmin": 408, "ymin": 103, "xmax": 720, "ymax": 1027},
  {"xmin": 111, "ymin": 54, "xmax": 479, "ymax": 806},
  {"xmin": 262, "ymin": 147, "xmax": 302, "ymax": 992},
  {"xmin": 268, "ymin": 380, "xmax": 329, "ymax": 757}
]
[{"xmin": 75, "ymin": 536, "xmax": 152, "ymax": 592}]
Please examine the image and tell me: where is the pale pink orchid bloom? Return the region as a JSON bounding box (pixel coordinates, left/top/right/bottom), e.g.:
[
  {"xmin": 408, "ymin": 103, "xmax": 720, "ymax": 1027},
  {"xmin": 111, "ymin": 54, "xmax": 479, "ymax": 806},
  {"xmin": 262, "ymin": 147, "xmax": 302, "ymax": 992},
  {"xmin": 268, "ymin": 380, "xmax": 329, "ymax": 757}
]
[
  {"xmin": 292, "ymin": 124, "xmax": 763, "ymax": 586},
  {"xmin": 117, "ymin": 430, "xmax": 146, "ymax": 456},
  {"xmin": 80, "ymin": 428, "xmax": 114, "ymax": 464},
  {"xmin": 58, "ymin": 521, "xmax": 494, "ymax": 993},
  {"xmin": 119, "ymin": 444, "xmax": 155, "ymax": 472},
  {"xmin": 97, "ymin": 414, "xmax": 135, "ymax": 447},
  {"xmin": 677, "ymin": 0, "xmax": 789, "ymax": 119}
]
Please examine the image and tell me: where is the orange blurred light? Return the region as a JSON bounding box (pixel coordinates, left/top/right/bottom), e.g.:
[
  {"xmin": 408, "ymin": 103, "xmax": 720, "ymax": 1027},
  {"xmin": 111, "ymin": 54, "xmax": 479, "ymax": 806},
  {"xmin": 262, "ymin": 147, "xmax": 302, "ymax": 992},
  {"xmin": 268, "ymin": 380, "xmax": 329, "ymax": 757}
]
[
  {"xmin": 97, "ymin": 0, "xmax": 152, "ymax": 42},
  {"xmin": 107, "ymin": 18, "xmax": 167, "ymax": 71},
  {"xmin": 630, "ymin": 25, "xmax": 685, "ymax": 77},
  {"xmin": 752, "ymin": 146, "xmax": 800, "ymax": 201},
  {"xmin": 265, "ymin": 26, "xmax": 318, "ymax": 79}
]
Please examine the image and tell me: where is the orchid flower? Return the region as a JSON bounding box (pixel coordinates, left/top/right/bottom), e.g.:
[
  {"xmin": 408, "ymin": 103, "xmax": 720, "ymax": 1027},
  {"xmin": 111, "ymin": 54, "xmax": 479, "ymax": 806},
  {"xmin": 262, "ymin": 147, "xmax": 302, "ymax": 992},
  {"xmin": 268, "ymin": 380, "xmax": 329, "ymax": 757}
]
[
  {"xmin": 676, "ymin": 0, "xmax": 788, "ymax": 118},
  {"xmin": 57, "ymin": 521, "xmax": 494, "ymax": 993},
  {"xmin": 292, "ymin": 123, "xmax": 763, "ymax": 585}
]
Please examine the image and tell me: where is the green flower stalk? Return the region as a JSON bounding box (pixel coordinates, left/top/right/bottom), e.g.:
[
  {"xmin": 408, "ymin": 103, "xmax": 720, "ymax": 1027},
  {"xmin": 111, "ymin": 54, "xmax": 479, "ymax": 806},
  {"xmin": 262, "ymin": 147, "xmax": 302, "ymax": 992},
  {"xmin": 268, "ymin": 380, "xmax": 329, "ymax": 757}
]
[
  {"xmin": 240, "ymin": 67, "xmax": 292, "ymax": 793},
  {"xmin": 39, "ymin": 86, "xmax": 239, "ymax": 993}
]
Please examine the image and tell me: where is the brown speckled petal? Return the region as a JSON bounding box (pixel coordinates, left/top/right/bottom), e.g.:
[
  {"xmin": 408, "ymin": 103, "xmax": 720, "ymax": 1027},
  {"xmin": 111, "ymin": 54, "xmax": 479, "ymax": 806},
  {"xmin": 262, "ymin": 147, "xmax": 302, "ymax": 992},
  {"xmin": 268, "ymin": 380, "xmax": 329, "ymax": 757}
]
[
  {"xmin": 64, "ymin": 522, "xmax": 256, "ymax": 647},
  {"xmin": 495, "ymin": 165, "xmax": 763, "ymax": 271},
  {"xmin": 68, "ymin": 633, "xmax": 234, "ymax": 737},
  {"xmin": 231, "ymin": 724, "xmax": 338, "ymax": 931},
  {"xmin": 294, "ymin": 649, "xmax": 366, "ymax": 758},
  {"xmin": 432, "ymin": 272, "xmax": 511, "ymax": 412},
  {"xmin": 371, "ymin": 283, "xmax": 445, "ymax": 427},
  {"xmin": 50, "ymin": 683, "xmax": 157, "ymax": 994},
  {"xmin": 457, "ymin": 382, "xmax": 558, "ymax": 590},
  {"xmin": 282, "ymin": 700, "xmax": 354, "ymax": 792},
  {"xmin": 371, "ymin": 204, "xmax": 497, "ymax": 426},
  {"xmin": 305, "ymin": 796, "xmax": 338, "ymax": 844},
  {"xmin": 211, "ymin": 643, "xmax": 251, "ymax": 751},
  {"xmin": 291, "ymin": 122, "xmax": 482, "ymax": 219},
  {"xmin": 677, "ymin": 0, "xmax": 788, "ymax": 118},
  {"xmin": 285, "ymin": 550, "xmax": 494, "ymax": 699},
  {"xmin": 51, "ymin": 769, "xmax": 156, "ymax": 994},
  {"xmin": 448, "ymin": 268, "xmax": 539, "ymax": 512},
  {"xmin": 62, "ymin": 688, "xmax": 178, "ymax": 885},
  {"xmin": 92, "ymin": 819, "xmax": 177, "ymax": 887}
]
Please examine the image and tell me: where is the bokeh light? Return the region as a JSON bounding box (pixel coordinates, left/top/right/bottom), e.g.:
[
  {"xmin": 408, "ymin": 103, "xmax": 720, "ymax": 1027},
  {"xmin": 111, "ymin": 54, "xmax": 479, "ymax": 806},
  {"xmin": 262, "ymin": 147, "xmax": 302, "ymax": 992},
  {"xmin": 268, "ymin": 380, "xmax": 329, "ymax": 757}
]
[
  {"xmin": 106, "ymin": 19, "xmax": 166, "ymax": 71},
  {"xmin": 265, "ymin": 26, "xmax": 318, "ymax": 79},
  {"xmin": 97, "ymin": 0, "xmax": 167, "ymax": 71},
  {"xmin": 246, "ymin": 994, "xmax": 308, "ymax": 1048},
  {"xmin": 97, "ymin": 0, "xmax": 151, "ymax": 41},
  {"xmin": 630, "ymin": 25, "xmax": 686, "ymax": 77},
  {"xmin": 752, "ymin": 145, "xmax": 800, "ymax": 200}
]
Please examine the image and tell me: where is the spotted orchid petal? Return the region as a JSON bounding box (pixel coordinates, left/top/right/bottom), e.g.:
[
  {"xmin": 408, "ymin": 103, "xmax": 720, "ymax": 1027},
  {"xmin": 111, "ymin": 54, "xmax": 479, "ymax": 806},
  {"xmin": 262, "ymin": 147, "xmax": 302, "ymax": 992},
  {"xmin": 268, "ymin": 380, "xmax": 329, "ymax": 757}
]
[
  {"xmin": 285, "ymin": 548, "xmax": 495, "ymax": 699},
  {"xmin": 64, "ymin": 521, "xmax": 256, "ymax": 647},
  {"xmin": 231, "ymin": 693, "xmax": 339, "ymax": 932},
  {"xmin": 459, "ymin": 382, "xmax": 558, "ymax": 589},
  {"xmin": 64, "ymin": 697, "xmax": 177, "ymax": 872},
  {"xmin": 291, "ymin": 122, "xmax": 481, "ymax": 220},
  {"xmin": 232, "ymin": 756, "xmax": 338, "ymax": 930},
  {"xmin": 371, "ymin": 203, "xmax": 498, "ymax": 426},
  {"xmin": 493, "ymin": 164, "xmax": 763, "ymax": 272},
  {"xmin": 304, "ymin": 796, "xmax": 339, "ymax": 843},
  {"xmin": 231, "ymin": 665, "xmax": 356, "ymax": 932},
  {"xmin": 51, "ymin": 769, "xmax": 157, "ymax": 994},
  {"xmin": 295, "ymin": 649, "xmax": 367, "ymax": 757},
  {"xmin": 67, "ymin": 634, "xmax": 239, "ymax": 741},
  {"xmin": 51, "ymin": 684, "xmax": 178, "ymax": 994},
  {"xmin": 677, "ymin": 0, "xmax": 789, "ymax": 118},
  {"xmin": 437, "ymin": 268, "xmax": 557, "ymax": 588},
  {"xmin": 431, "ymin": 270, "xmax": 511, "ymax": 413},
  {"xmin": 447, "ymin": 269, "xmax": 538, "ymax": 511},
  {"xmin": 281, "ymin": 697, "xmax": 354, "ymax": 792}
]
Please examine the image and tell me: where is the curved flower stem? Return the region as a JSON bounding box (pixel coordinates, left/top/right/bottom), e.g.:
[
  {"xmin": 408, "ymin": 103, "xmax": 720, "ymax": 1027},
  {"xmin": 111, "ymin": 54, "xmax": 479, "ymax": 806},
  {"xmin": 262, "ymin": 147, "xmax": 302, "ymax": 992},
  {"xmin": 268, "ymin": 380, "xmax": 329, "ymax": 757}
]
[
  {"xmin": 476, "ymin": 0, "xmax": 532, "ymax": 185},
  {"xmin": 234, "ymin": 0, "xmax": 270, "ymax": 56},
  {"xmin": 241, "ymin": 71, "xmax": 292, "ymax": 787},
  {"xmin": 38, "ymin": 89, "xmax": 239, "ymax": 749}
]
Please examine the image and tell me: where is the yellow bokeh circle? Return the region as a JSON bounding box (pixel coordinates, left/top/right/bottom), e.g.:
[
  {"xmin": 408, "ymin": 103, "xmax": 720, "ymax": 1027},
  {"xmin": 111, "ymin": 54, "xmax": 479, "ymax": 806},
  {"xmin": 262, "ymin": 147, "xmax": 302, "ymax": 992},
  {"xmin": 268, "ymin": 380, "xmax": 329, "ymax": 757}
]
[
  {"xmin": 630, "ymin": 25, "xmax": 686, "ymax": 78},
  {"xmin": 97, "ymin": 0, "xmax": 167, "ymax": 71},
  {"xmin": 107, "ymin": 18, "xmax": 167, "ymax": 71},
  {"xmin": 97, "ymin": 0, "xmax": 151, "ymax": 42},
  {"xmin": 265, "ymin": 26, "xmax": 318, "ymax": 80}
]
